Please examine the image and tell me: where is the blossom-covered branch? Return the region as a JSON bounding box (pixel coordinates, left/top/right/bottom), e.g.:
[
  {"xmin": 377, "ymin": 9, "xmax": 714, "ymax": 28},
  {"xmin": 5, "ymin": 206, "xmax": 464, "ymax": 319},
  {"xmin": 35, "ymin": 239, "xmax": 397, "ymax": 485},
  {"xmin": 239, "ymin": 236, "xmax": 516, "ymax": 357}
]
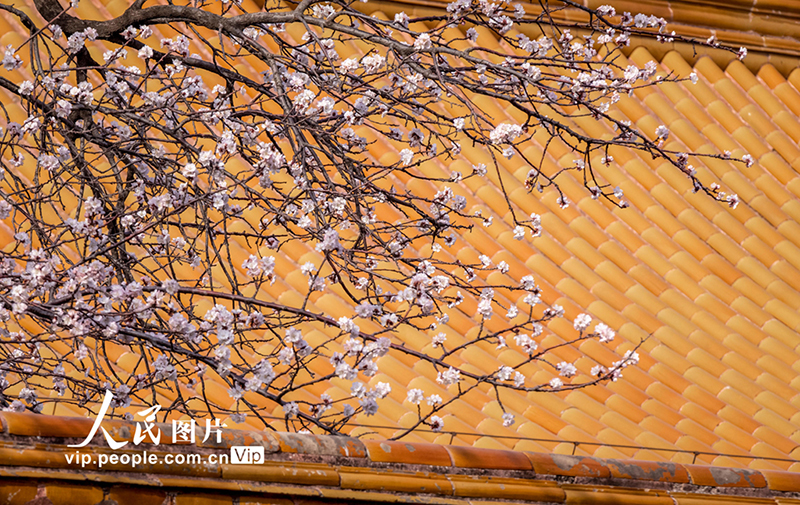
[{"xmin": 0, "ymin": 0, "xmax": 744, "ymax": 435}]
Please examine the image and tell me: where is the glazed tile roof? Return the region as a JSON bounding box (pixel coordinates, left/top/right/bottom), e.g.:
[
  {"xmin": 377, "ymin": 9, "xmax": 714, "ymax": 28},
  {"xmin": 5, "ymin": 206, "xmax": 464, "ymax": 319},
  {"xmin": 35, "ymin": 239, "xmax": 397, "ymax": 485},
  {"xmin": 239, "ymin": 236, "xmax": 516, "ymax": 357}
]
[{"xmin": 2, "ymin": 0, "xmax": 800, "ymax": 475}]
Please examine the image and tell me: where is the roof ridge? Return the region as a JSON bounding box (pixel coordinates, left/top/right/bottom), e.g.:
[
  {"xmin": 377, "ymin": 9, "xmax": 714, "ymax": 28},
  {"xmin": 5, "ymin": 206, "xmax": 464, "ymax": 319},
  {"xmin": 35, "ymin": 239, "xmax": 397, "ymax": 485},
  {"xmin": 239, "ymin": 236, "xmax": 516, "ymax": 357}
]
[{"xmin": 357, "ymin": 0, "xmax": 800, "ymax": 75}]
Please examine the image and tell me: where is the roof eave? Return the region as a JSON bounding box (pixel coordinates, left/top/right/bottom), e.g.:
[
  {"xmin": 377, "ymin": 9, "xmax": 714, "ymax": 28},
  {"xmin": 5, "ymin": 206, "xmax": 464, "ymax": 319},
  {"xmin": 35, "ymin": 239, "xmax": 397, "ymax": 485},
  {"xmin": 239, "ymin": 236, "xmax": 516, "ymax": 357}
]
[
  {"xmin": 358, "ymin": 0, "xmax": 800, "ymax": 74},
  {"xmin": 0, "ymin": 412, "xmax": 798, "ymax": 503}
]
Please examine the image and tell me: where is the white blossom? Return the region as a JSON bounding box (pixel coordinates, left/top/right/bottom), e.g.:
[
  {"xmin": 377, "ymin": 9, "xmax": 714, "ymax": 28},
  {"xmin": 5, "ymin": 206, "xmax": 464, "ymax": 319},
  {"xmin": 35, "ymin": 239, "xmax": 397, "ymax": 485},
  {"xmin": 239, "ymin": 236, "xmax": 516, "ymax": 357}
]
[
  {"xmin": 55, "ymin": 100, "xmax": 72, "ymax": 118},
  {"xmin": 103, "ymin": 48, "xmax": 127, "ymax": 64},
  {"xmin": 407, "ymin": 388, "xmax": 424, "ymax": 404},
  {"xmin": 136, "ymin": 45, "xmax": 153, "ymax": 60},
  {"xmin": 544, "ymin": 304, "xmax": 565, "ymax": 318},
  {"xmin": 278, "ymin": 347, "xmax": 294, "ymax": 365},
  {"xmin": 340, "ymin": 58, "xmax": 359, "ymax": 73},
  {"xmin": 514, "ymin": 333, "xmax": 538, "ymax": 354},
  {"xmin": 437, "ymin": 366, "xmax": 461, "ymax": 386},
  {"xmin": 399, "ymin": 148, "xmax": 414, "ymax": 166},
  {"xmin": 596, "ymin": 5, "xmax": 615, "ymax": 16},
  {"xmin": 414, "ymin": 33, "xmax": 432, "ymax": 51},
  {"xmin": 359, "ymin": 397, "xmax": 378, "ymax": 416},
  {"xmin": 623, "ymin": 350, "xmax": 640, "ymax": 365},
  {"xmin": 335, "ymin": 362, "xmax": 357, "ymax": 380},
  {"xmin": 18, "ymin": 387, "xmax": 37, "ymax": 404},
  {"xmin": 182, "ymin": 163, "xmax": 198, "ymax": 180},
  {"xmin": 242, "ymin": 255, "xmax": 275, "ymax": 279},
  {"xmin": 2, "ymin": 45, "xmax": 21, "ymax": 70},
  {"xmin": 284, "ymin": 328, "xmax": 302, "ymax": 345},
  {"xmin": 39, "ymin": 155, "xmax": 59, "ymax": 172},
  {"xmin": 490, "ymin": 123, "xmax": 523, "ymax": 144},
  {"xmin": 22, "ymin": 116, "xmax": 41, "ymax": 136},
  {"xmin": 477, "ymin": 298, "xmax": 493, "ymax": 319},
  {"xmin": 573, "ymin": 313, "xmax": 592, "ymax": 332},
  {"xmin": 595, "ymin": 323, "xmax": 615, "ymax": 343},
  {"xmin": 408, "ymin": 128, "xmax": 424, "ymax": 147},
  {"xmin": 316, "ymin": 228, "xmax": 341, "ymax": 252},
  {"xmin": 284, "ymin": 402, "xmax": 299, "ymax": 418},
  {"xmin": 337, "ymin": 317, "xmax": 359, "ymax": 336},
  {"xmin": 520, "ymin": 275, "xmax": 537, "ymax": 290},
  {"xmin": 556, "ymin": 361, "xmax": 577, "ymax": 377},
  {"xmin": 374, "ymin": 382, "xmax": 391, "ymax": 398},
  {"xmin": 316, "ymin": 96, "xmax": 335, "ymax": 115},
  {"xmin": 18, "ymin": 81, "xmax": 33, "ymax": 95},
  {"xmin": 523, "ymin": 293, "xmax": 540, "ymax": 306},
  {"xmin": 361, "ymin": 53, "xmax": 385, "ymax": 73},
  {"xmin": 426, "ymin": 394, "xmax": 442, "ymax": 406},
  {"xmin": 497, "ymin": 366, "xmax": 513, "ymax": 381},
  {"xmin": 394, "ymin": 11, "xmax": 410, "ymax": 27}
]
